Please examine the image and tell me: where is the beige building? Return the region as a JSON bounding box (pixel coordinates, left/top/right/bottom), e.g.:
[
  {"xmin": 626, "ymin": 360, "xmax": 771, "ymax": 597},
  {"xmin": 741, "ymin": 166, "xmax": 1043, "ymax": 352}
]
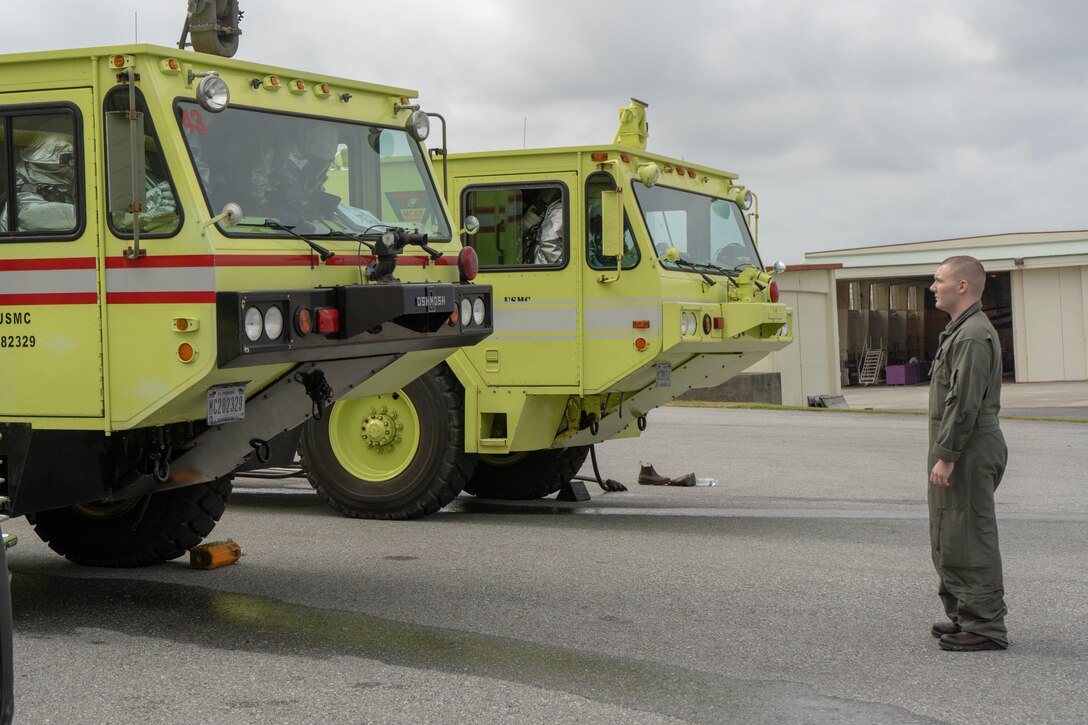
[
  {"xmin": 746, "ymin": 264, "xmax": 843, "ymax": 405},
  {"xmin": 802, "ymin": 230, "xmax": 1088, "ymax": 384}
]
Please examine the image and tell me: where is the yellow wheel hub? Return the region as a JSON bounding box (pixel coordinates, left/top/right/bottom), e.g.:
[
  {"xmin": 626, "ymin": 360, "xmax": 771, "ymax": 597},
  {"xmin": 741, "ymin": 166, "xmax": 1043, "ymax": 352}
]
[{"xmin": 328, "ymin": 391, "xmax": 421, "ymax": 482}]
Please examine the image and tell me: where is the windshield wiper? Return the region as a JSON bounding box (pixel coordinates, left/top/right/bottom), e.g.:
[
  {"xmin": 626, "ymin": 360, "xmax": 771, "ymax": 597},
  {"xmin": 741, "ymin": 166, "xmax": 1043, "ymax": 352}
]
[
  {"xmin": 671, "ymin": 258, "xmax": 716, "ymax": 286},
  {"xmin": 237, "ymin": 219, "xmax": 335, "ymax": 262},
  {"xmin": 670, "ymin": 257, "xmax": 732, "ymax": 286},
  {"xmin": 699, "ymin": 260, "xmax": 742, "ymax": 283}
]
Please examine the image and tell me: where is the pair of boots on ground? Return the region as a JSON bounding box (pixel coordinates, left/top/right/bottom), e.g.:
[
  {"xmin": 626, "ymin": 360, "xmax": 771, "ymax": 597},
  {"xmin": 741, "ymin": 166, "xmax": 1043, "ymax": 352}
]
[{"xmin": 638, "ymin": 463, "xmax": 696, "ymax": 487}]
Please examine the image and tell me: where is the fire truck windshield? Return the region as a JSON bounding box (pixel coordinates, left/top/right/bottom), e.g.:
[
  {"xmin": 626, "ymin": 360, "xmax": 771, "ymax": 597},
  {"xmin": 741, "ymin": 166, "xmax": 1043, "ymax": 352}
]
[
  {"xmin": 176, "ymin": 103, "xmax": 451, "ymax": 238},
  {"xmin": 633, "ymin": 183, "xmax": 761, "ymax": 274}
]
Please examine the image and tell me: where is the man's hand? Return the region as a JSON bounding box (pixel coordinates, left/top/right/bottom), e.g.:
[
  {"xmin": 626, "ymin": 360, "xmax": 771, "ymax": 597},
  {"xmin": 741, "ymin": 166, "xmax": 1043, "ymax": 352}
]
[{"xmin": 930, "ymin": 459, "xmax": 955, "ymax": 488}]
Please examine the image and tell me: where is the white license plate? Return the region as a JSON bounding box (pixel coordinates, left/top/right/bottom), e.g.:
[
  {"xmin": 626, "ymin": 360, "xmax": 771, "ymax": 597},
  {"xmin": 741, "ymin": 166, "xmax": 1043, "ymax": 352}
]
[
  {"xmin": 207, "ymin": 383, "xmax": 247, "ymax": 425},
  {"xmin": 655, "ymin": 363, "xmax": 672, "ymax": 388}
]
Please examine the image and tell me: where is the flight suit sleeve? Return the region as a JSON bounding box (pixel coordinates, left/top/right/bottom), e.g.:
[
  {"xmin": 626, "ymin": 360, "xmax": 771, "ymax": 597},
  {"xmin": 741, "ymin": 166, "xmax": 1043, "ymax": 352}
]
[{"xmin": 930, "ymin": 337, "xmax": 992, "ymax": 462}]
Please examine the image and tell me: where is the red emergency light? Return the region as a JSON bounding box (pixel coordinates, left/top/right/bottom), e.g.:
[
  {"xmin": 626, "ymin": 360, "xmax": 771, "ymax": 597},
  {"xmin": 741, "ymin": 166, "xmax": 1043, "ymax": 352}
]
[
  {"xmin": 458, "ymin": 246, "xmax": 479, "ymax": 282},
  {"xmin": 316, "ymin": 308, "xmax": 340, "ymax": 334}
]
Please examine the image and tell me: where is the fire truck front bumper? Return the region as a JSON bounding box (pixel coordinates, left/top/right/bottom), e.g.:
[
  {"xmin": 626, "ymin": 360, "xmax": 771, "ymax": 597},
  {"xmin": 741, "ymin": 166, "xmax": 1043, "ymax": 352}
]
[{"xmin": 216, "ymin": 283, "xmax": 493, "ymax": 368}]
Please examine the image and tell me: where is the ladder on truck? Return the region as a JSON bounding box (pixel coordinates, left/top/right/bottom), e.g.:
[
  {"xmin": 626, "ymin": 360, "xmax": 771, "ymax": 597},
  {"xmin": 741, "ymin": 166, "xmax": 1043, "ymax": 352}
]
[{"xmin": 858, "ymin": 339, "xmax": 886, "ymax": 386}]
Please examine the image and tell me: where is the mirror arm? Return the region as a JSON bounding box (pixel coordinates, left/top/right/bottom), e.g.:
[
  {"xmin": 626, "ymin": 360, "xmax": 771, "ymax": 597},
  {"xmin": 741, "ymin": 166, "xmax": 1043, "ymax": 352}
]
[
  {"xmin": 598, "ymin": 254, "xmax": 622, "ymax": 284},
  {"xmin": 123, "ymin": 68, "xmax": 145, "ymax": 260}
]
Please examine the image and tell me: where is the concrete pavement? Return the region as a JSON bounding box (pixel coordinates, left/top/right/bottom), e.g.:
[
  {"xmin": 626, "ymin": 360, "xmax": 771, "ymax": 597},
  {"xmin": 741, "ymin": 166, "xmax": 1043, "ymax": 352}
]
[{"xmin": 6, "ymin": 406, "xmax": 1088, "ymax": 723}]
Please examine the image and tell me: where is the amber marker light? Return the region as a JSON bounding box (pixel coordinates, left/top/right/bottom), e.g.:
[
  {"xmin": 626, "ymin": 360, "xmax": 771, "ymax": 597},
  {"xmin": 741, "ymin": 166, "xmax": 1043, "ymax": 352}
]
[
  {"xmin": 178, "ymin": 342, "xmax": 197, "ymax": 363},
  {"xmin": 448, "ymin": 305, "xmax": 460, "ymax": 327},
  {"xmin": 591, "ymin": 152, "xmax": 609, "ymax": 162},
  {"xmin": 632, "ymin": 320, "xmax": 650, "ymax": 329},
  {"xmin": 634, "ymin": 337, "xmax": 648, "ymax": 352},
  {"xmin": 294, "ymin": 307, "xmax": 314, "ymax": 336},
  {"xmin": 175, "ymin": 318, "xmax": 189, "ymax": 331},
  {"xmin": 620, "ymin": 153, "xmax": 631, "ymax": 163},
  {"xmin": 703, "ymin": 314, "xmax": 712, "ymax": 335}
]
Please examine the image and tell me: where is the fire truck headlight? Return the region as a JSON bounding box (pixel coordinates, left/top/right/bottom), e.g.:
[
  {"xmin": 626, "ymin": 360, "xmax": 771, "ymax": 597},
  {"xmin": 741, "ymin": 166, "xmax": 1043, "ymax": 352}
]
[
  {"xmin": 683, "ymin": 312, "xmax": 698, "ymax": 336},
  {"xmin": 732, "ymin": 186, "xmax": 754, "ymax": 211},
  {"xmin": 196, "ymin": 74, "xmax": 230, "ymax": 113},
  {"xmin": 264, "ymin": 305, "xmax": 284, "ymax": 341},
  {"xmin": 244, "ymin": 306, "xmax": 263, "ymax": 342},
  {"xmin": 460, "ymin": 298, "xmax": 473, "ymax": 327},
  {"xmin": 407, "ymin": 109, "xmax": 430, "ymax": 142},
  {"xmin": 472, "ymin": 297, "xmax": 486, "ymax": 326}
]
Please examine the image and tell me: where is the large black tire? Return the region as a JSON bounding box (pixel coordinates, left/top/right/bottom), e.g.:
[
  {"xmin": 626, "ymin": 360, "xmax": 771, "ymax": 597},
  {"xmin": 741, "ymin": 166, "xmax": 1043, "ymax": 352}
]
[
  {"xmin": 465, "ymin": 446, "xmax": 590, "ymax": 500},
  {"xmin": 299, "ymin": 365, "xmax": 476, "ymax": 520},
  {"xmin": 26, "ymin": 478, "xmax": 232, "ymax": 567}
]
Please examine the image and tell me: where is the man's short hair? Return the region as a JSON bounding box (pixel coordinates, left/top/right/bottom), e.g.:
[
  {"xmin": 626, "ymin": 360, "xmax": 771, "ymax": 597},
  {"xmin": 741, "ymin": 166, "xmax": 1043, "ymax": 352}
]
[{"xmin": 941, "ymin": 255, "xmax": 986, "ymax": 296}]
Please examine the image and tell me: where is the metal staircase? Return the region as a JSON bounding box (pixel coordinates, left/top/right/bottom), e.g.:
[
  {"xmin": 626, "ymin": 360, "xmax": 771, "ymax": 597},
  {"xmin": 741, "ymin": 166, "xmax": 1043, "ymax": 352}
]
[{"xmin": 858, "ymin": 339, "xmax": 886, "ymax": 386}]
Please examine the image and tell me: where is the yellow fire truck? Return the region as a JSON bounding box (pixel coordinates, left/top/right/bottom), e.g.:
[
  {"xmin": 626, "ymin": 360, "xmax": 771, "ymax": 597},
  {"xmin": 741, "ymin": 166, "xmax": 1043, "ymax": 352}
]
[
  {"xmin": 0, "ymin": 5, "xmax": 493, "ymax": 569},
  {"xmin": 298, "ymin": 99, "xmax": 792, "ymax": 519}
]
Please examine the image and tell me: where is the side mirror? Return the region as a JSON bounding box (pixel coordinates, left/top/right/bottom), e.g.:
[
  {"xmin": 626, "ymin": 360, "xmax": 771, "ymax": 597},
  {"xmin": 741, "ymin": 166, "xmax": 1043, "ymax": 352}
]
[
  {"xmin": 458, "ymin": 215, "xmax": 480, "ymax": 236},
  {"xmin": 600, "ymin": 190, "xmax": 622, "ymax": 259},
  {"xmin": 105, "ymin": 90, "xmax": 147, "ymax": 260},
  {"xmin": 204, "ymin": 202, "xmax": 243, "ymax": 228},
  {"xmin": 658, "ymin": 246, "xmax": 681, "ymax": 263},
  {"xmin": 104, "ymin": 111, "xmax": 146, "ymax": 217}
]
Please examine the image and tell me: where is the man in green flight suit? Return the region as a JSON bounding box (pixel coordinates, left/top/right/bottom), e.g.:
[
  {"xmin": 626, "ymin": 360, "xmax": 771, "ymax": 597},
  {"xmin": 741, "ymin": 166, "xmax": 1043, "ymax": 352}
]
[{"xmin": 927, "ymin": 255, "xmax": 1008, "ymax": 651}]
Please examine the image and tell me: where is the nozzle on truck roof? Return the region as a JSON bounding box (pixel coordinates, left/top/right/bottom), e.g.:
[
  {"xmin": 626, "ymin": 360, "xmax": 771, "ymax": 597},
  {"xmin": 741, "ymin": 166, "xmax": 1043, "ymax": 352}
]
[
  {"xmin": 614, "ymin": 98, "xmax": 649, "ymax": 151},
  {"xmin": 182, "ymin": 0, "xmax": 243, "ymax": 58}
]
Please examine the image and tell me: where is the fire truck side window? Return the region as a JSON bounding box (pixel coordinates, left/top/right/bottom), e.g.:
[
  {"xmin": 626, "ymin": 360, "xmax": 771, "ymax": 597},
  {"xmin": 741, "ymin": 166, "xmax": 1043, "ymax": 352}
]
[
  {"xmin": 0, "ymin": 109, "xmax": 81, "ymax": 237},
  {"xmin": 585, "ymin": 173, "xmax": 639, "ymax": 269},
  {"xmin": 462, "ymin": 183, "xmax": 567, "ymax": 269},
  {"xmin": 104, "ymin": 88, "xmax": 181, "ymax": 236}
]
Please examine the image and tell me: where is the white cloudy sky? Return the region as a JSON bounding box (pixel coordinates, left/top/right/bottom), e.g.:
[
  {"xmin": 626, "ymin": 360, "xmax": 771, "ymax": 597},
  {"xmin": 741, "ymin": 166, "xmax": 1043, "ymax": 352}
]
[{"xmin": 4, "ymin": 0, "xmax": 1086, "ymax": 263}]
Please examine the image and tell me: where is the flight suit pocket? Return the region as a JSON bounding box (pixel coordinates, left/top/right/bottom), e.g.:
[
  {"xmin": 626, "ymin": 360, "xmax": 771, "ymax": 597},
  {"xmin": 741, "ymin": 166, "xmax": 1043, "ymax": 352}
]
[
  {"xmin": 934, "ymin": 508, "xmax": 970, "ymax": 569},
  {"xmin": 944, "ymin": 369, "xmax": 958, "ymax": 406}
]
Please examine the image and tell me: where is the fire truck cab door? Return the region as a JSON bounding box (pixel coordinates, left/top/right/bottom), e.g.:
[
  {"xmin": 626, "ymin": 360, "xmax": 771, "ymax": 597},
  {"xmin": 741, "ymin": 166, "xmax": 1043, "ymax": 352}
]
[
  {"xmin": 458, "ymin": 174, "xmax": 581, "ymax": 387},
  {"xmin": 0, "ymin": 89, "xmax": 103, "ymax": 418}
]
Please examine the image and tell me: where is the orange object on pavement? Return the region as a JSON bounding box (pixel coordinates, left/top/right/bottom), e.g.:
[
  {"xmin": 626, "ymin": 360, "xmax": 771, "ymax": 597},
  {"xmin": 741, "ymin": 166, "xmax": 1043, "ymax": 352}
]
[{"xmin": 189, "ymin": 539, "xmax": 242, "ymax": 569}]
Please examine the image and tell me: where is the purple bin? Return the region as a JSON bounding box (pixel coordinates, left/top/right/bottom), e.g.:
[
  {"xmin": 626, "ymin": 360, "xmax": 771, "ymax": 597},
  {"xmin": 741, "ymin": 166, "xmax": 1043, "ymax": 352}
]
[{"xmin": 886, "ymin": 363, "xmax": 918, "ymax": 386}]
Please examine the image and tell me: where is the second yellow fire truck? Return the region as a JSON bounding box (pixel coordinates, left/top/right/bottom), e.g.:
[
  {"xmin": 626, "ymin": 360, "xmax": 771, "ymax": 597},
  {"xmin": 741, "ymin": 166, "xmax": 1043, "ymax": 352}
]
[{"xmin": 298, "ymin": 99, "xmax": 793, "ymax": 519}]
